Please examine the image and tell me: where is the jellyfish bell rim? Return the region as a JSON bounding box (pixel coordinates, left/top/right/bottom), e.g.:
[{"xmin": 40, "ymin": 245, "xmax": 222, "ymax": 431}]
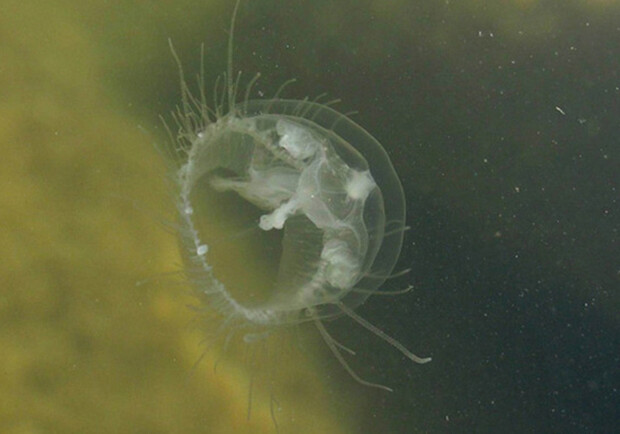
[{"xmin": 176, "ymin": 96, "xmax": 406, "ymax": 327}]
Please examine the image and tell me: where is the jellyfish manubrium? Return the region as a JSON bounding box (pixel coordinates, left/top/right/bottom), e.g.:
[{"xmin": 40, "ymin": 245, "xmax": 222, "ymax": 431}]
[{"xmin": 165, "ymin": 0, "xmax": 430, "ymax": 394}]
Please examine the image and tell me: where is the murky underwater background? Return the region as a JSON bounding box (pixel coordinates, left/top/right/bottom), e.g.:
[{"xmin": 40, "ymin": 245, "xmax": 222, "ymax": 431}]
[{"xmin": 1, "ymin": 0, "xmax": 617, "ymax": 433}]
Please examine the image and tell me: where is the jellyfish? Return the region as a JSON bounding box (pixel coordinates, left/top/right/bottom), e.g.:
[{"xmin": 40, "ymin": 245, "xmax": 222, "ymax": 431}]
[{"xmin": 163, "ymin": 0, "xmax": 430, "ymax": 399}]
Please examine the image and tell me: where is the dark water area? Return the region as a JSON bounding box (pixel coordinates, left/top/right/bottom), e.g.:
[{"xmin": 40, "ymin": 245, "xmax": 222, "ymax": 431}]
[{"xmin": 303, "ymin": 1, "xmax": 620, "ymax": 432}]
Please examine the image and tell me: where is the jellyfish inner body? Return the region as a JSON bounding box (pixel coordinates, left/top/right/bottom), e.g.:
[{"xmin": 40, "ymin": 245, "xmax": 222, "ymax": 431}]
[{"xmin": 178, "ymin": 100, "xmax": 404, "ymax": 326}]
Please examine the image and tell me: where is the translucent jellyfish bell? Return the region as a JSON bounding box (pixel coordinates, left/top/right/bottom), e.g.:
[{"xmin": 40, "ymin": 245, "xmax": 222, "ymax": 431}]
[{"xmin": 177, "ymin": 98, "xmax": 408, "ymax": 324}]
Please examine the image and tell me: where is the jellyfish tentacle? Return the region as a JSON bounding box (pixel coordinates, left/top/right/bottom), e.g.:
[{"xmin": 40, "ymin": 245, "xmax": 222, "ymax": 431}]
[{"xmin": 336, "ymin": 301, "xmax": 432, "ymax": 364}]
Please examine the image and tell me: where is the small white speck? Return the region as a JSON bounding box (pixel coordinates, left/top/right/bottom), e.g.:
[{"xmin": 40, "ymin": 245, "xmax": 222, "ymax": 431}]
[
  {"xmin": 197, "ymin": 245, "xmax": 208, "ymax": 256},
  {"xmin": 555, "ymin": 106, "xmax": 566, "ymax": 115}
]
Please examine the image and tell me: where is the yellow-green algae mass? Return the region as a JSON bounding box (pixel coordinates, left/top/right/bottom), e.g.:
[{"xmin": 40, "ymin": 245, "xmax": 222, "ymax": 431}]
[{"xmin": 0, "ymin": 1, "xmax": 357, "ymax": 432}]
